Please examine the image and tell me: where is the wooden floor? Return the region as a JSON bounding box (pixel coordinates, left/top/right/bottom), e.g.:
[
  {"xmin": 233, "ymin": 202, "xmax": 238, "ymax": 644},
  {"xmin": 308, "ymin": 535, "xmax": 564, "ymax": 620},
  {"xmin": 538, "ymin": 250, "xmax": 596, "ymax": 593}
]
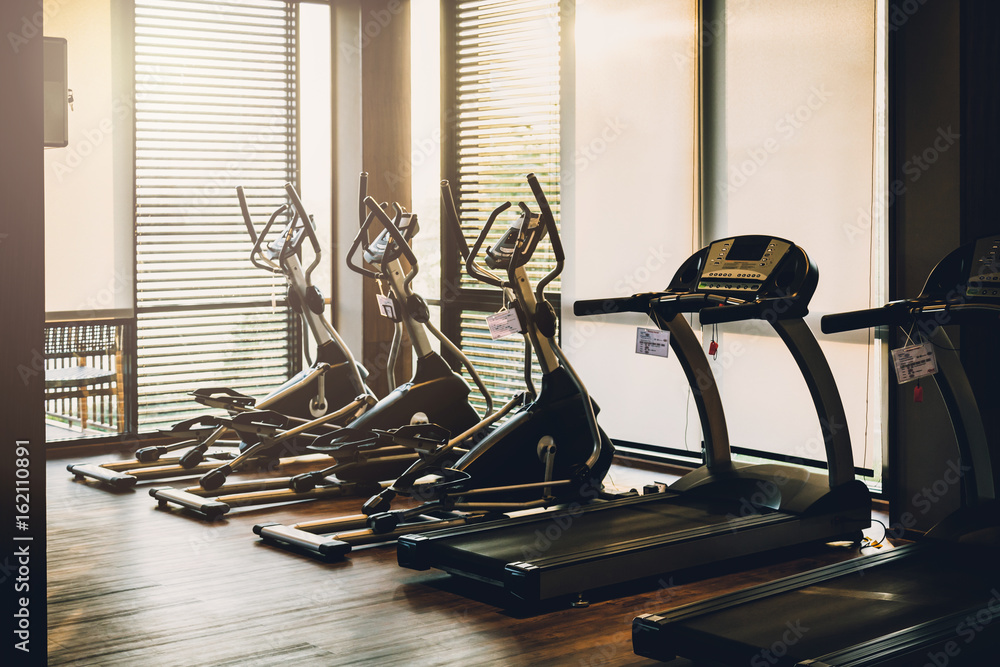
[{"xmin": 47, "ymin": 451, "xmax": 886, "ymax": 666}]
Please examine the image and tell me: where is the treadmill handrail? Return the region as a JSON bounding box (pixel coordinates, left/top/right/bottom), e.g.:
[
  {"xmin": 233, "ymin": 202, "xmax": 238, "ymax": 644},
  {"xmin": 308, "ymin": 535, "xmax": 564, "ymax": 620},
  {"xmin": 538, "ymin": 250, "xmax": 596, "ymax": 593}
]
[
  {"xmin": 822, "ymin": 300, "xmax": 1000, "ymax": 334},
  {"xmin": 575, "ymin": 264, "xmax": 854, "ymax": 488}
]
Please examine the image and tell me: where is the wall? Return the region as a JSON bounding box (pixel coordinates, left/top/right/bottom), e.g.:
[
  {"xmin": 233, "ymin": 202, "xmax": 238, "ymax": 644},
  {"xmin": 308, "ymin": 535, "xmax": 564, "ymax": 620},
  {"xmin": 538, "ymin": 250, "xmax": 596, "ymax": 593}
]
[
  {"xmin": 561, "ymin": 0, "xmax": 702, "ymax": 454},
  {"xmin": 705, "ymin": 0, "xmax": 882, "ymax": 471},
  {"xmin": 43, "ymin": 0, "xmax": 133, "ymax": 316},
  {"xmin": 331, "ymin": 0, "xmax": 366, "ymax": 360},
  {"xmin": 889, "ymin": 0, "xmax": 964, "ymax": 532},
  {"xmin": 0, "ymin": 0, "xmax": 48, "ymax": 651},
  {"xmin": 562, "ymin": 0, "xmax": 882, "ymax": 472}
]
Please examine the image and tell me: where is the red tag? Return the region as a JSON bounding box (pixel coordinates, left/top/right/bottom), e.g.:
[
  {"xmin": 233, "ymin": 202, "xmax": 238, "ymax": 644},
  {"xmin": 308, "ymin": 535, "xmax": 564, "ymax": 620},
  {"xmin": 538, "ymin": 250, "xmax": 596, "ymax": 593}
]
[
  {"xmin": 708, "ymin": 340, "xmax": 718, "ymax": 356},
  {"xmin": 914, "ymin": 384, "xmax": 923, "ymax": 403}
]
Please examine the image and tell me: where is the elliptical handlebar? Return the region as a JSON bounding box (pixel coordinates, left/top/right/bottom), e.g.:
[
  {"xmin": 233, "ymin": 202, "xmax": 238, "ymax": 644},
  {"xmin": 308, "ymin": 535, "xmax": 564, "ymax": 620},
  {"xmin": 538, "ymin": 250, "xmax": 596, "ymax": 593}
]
[
  {"xmin": 236, "ymin": 183, "xmax": 322, "ymax": 280},
  {"xmin": 467, "ymin": 202, "xmax": 511, "ymax": 288},
  {"xmin": 440, "ymin": 180, "xmax": 473, "ymax": 261},
  {"xmin": 526, "ymin": 172, "xmax": 564, "ymax": 301},
  {"xmin": 247, "ymin": 202, "xmax": 290, "ymax": 275},
  {"xmin": 345, "ymin": 209, "xmax": 383, "ymax": 281},
  {"xmin": 345, "ymin": 199, "xmax": 415, "ymax": 282},
  {"xmin": 362, "ymin": 196, "xmax": 419, "ymax": 285},
  {"xmin": 283, "ymin": 183, "xmax": 323, "ymax": 284},
  {"xmin": 359, "ymin": 172, "xmax": 369, "ymax": 229},
  {"xmin": 345, "ymin": 170, "xmax": 422, "ymax": 285},
  {"xmin": 283, "ymin": 183, "xmax": 323, "ymax": 257},
  {"xmin": 236, "ymin": 186, "xmax": 257, "ymax": 245}
]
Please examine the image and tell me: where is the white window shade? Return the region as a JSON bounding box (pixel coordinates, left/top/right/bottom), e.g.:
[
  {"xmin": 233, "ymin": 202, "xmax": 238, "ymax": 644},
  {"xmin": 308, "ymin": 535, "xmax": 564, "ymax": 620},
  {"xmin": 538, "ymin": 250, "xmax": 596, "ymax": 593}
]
[
  {"xmin": 706, "ymin": 0, "xmax": 886, "ymax": 473},
  {"xmin": 561, "ymin": 0, "xmax": 701, "ymax": 456}
]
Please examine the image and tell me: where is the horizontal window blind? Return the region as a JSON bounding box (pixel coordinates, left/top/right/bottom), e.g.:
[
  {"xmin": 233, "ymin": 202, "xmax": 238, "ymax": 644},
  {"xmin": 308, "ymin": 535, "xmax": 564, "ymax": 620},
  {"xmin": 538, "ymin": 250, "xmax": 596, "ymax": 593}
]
[
  {"xmin": 458, "ymin": 310, "xmax": 543, "ymax": 414},
  {"xmin": 445, "ymin": 0, "xmax": 560, "ymax": 408},
  {"xmin": 134, "ymin": 0, "xmax": 298, "ymax": 430}
]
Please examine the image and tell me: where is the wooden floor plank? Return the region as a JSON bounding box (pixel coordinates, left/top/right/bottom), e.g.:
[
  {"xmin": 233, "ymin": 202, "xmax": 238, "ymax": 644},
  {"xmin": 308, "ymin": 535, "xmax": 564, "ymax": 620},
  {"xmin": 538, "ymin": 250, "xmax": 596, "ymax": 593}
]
[{"xmin": 47, "ymin": 453, "xmax": 881, "ymax": 666}]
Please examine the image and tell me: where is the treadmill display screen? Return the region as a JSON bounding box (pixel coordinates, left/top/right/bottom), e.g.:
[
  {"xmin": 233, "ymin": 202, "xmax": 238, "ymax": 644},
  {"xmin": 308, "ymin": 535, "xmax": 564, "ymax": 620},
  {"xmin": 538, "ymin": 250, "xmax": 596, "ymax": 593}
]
[{"xmin": 725, "ymin": 237, "xmax": 770, "ymax": 262}]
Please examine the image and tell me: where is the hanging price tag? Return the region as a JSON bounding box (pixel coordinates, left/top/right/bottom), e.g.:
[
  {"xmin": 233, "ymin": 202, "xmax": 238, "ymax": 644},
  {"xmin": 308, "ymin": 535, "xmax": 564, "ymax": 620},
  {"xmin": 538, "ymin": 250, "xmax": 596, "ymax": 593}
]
[
  {"xmin": 486, "ymin": 309, "xmax": 522, "ymax": 340},
  {"xmin": 636, "ymin": 328, "xmax": 670, "ymax": 358},
  {"xmin": 891, "ymin": 341, "xmax": 938, "ymax": 383},
  {"xmin": 375, "ymin": 293, "xmax": 397, "ymax": 319}
]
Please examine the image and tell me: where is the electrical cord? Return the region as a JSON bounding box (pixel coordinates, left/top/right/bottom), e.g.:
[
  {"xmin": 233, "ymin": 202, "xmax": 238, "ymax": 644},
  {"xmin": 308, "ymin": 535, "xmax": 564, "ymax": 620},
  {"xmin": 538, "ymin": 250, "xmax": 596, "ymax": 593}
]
[{"xmin": 860, "ymin": 517, "xmax": 888, "ymax": 550}]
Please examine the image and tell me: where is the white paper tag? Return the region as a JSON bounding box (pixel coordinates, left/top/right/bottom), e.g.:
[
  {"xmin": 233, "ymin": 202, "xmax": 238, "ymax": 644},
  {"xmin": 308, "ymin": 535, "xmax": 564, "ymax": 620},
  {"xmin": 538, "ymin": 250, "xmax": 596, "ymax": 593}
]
[
  {"xmin": 375, "ymin": 293, "xmax": 396, "ymax": 319},
  {"xmin": 891, "ymin": 341, "xmax": 938, "ymax": 383},
  {"xmin": 636, "ymin": 328, "xmax": 670, "ymax": 358},
  {"xmin": 486, "ymin": 309, "xmax": 522, "ymax": 340}
]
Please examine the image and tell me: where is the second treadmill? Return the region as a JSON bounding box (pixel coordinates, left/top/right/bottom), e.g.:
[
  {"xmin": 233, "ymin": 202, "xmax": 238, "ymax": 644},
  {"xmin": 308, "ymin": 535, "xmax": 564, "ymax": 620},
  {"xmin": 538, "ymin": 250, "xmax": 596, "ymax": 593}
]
[
  {"xmin": 397, "ymin": 235, "xmax": 871, "ymax": 604},
  {"xmin": 632, "ymin": 233, "xmax": 1000, "ymax": 666}
]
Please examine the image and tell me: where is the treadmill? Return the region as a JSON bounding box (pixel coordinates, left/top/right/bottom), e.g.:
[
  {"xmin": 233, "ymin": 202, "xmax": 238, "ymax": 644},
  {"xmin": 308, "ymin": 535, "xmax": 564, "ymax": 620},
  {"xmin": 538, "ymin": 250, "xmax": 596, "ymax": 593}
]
[
  {"xmin": 397, "ymin": 235, "xmax": 871, "ymax": 604},
  {"xmin": 633, "ymin": 233, "xmax": 1000, "ymax": 666}
]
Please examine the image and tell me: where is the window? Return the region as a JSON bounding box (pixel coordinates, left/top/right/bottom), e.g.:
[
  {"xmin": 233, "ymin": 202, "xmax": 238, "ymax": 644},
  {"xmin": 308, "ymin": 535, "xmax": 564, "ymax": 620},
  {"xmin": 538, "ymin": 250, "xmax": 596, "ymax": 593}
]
[
  {"xmin": 133, "ymin": 0, "xmax": 299, "ymax": 430},
  {"xmin": 556, "ymin": 0, "xmax": 886, "ymax": 482},
  {"xmin": 559, "ymin": 0, "xmax": 702, "ymax": 464},
  {"xmin": 439, "ymin": 0, "xmax": 562, "ymax": 412},
  {"xmin": 701, "ymin": 0, "xmax": 887, "ymax": 479}
]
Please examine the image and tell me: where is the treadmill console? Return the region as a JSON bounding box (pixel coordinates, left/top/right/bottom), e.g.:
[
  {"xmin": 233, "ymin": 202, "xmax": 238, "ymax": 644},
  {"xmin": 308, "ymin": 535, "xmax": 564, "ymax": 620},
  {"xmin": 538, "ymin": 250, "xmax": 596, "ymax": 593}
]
[
  {"xmin": 666, "ymin": 234, "xmax": 817, "ymax": 305},
  {"xmin": 485, "ymin": 207, "xmax": 543, "ymax": 271},
  {"xmin": 966, "ymin": 235, "xmax": 1000, "ymax": 299},
  {"xmin": 919, "ymin": 232, "xmax": 1000, "ymax": 303},
  {"xmin": 698, "ymin": 237, "xmax": 792, "ymax": 293}
]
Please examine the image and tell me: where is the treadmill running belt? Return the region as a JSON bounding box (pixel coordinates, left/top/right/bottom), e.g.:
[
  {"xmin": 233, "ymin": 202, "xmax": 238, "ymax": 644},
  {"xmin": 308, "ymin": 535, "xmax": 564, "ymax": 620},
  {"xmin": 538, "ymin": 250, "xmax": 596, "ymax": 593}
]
[
  {"xmin": 427, "ymin": 496, "xmax": 774, "ymax": 578},
  {"xmin": 645, "ymin": 545, "xmax": 1000, "ymax": 664}
]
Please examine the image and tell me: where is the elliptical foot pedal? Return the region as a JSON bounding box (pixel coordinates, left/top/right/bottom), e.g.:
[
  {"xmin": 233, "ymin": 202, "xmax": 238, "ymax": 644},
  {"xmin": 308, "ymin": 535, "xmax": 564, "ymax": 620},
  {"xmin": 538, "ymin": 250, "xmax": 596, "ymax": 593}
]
[
  {"xmin": 158, "ymin": 416, "xmax": 221, "ymax": 441},
  {"xmin": 409, "ymin": 467, "xmax": 473, "ymax": 497},
  {"xmin": 307, "ymin": 427, "xmax": 384, "ymax": 454},
  {"xmin": 382, "ymin": 423, "xmax": 451, "ymax": 453},
  {"xmin": 191, "ymin": 387, "xmax": 256, "ymax": 412}
]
